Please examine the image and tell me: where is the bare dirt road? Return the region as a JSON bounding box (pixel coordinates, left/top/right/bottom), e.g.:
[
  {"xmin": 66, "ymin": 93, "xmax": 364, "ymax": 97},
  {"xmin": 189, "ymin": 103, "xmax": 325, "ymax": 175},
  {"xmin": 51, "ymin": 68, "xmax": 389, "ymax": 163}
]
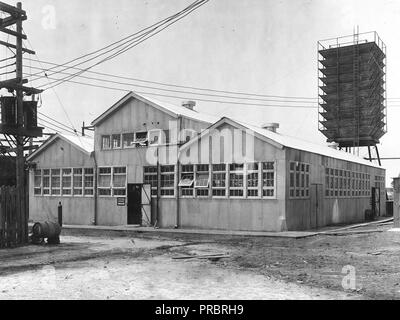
[{"xmin": 0, "ymin": 233, "xmax": 364, "ymax": 300}]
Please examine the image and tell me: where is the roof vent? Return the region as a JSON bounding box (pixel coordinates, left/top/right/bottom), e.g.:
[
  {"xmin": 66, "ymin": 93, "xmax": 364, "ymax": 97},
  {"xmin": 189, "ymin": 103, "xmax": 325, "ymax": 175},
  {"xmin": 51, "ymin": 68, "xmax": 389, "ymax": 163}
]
[
  {"xmin": 328, "ymin": 143, "xmax": 339, "ymax": 150},
  {"xmin": 182, "ymin": 100, "xmax": 196, "ymax": 110},
  {"xmin": 262, "ymin": 123, "xmax": 279, "ymax": 133}
]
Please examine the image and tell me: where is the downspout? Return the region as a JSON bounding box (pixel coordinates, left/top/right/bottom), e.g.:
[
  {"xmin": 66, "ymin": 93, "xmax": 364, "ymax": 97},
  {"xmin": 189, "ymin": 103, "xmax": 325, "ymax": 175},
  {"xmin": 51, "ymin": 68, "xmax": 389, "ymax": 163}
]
[
  {"xmin": 176, "ymin": 116, "xmax": 183, "ymax": 228},
  {"xmin": 156, "ymin": 146, "xmax": 160, "ymax": 228},
  {"xmin": 91, "ymin": 151, "xmax": 98, "ymax": 226}
]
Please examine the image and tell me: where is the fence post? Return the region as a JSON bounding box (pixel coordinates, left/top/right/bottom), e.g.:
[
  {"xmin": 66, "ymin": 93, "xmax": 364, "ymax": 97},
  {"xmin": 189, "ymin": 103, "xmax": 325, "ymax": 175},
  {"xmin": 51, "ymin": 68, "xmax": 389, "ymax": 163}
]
[{"xmin": 393, "ymin": 178, "xmax": 400, "ymax": 228}]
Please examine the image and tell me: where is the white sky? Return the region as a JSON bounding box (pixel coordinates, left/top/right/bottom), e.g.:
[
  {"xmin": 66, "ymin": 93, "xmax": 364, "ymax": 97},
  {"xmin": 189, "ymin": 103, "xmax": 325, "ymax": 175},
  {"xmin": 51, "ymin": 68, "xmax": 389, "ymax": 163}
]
[{"xmin": 1, "ymin": 0, "xmax": 400, "ymax": 186}]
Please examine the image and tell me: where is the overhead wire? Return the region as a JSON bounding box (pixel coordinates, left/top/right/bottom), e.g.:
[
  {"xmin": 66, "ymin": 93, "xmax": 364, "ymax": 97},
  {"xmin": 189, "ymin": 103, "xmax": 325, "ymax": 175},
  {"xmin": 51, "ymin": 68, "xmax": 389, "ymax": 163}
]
[{"xmin": 39, "ymin": 0, "xmax": 209, "ymax": 91}]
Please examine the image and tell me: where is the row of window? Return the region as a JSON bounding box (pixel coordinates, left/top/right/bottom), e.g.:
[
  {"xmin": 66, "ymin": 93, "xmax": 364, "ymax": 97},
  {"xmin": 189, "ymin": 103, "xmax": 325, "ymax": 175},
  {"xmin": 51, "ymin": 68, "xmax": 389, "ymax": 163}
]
[
  {"xmin": 143, "ymin": 162, "xmax": 277, "ymax": 199},
  {"xmin": 101, "ymin": 130, "xmax": 172, "ymax": 150},
  {"xmin": 34, "ymin": 168, "xmax": 95, "ymax": 196},
  {"xmin": 325, "ymin": 168, "xmax": 378, "ymax": 198}
]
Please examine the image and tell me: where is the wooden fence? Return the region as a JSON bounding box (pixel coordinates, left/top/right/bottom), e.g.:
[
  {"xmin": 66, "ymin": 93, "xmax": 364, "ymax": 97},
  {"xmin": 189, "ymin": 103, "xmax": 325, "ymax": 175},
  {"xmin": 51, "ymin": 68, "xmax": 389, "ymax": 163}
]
[{"xmin": 0, "ymin": 186, "xmax": 27, "ymax": 248}]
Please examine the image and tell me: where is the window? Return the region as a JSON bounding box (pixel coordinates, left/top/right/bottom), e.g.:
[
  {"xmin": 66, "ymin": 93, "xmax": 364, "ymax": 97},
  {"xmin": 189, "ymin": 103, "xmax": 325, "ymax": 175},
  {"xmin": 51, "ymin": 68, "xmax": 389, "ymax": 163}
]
[
  {"xmin": 179, "ymin": 165, "xmax": 194, "ymax": 197},
  {"xmin": 113, "ymin": 167, "xmax": 127, "ymax": 196},
  {"xmin": 195, "ymin": 164, "xmax": 209, "ymax": 197},
  {"xmin": 51, "ymin": 169, "xmax": 61, "ymax": 195},
  {"xmin": 135, "ymin": 132, "xmax": 148, "ymax": 148},
  {"xmin": 212, "ymin": 164, "xmax": 226, "ymax": 197},
  {"xmin": 144, "ymin": 166, "xmax": 158, "ymax": 197},
  {"xmin": 34, "ymin": 169, "xmax": 42, "ymax": 196},
  {"xmin": 102, "ymin": 135, "xmax": 111, "ymax": 150},
  {"xmin": 263, "ymin": 162, "xmax": 276, "ymax": 198},
  {"xmin": 123, "ymin": 133, "xmax": 135, "ymax": 148},
  {"xmin": 73, "ymin": 168, "xmax": 83, "ymax": 195},
  {"xmin": 98, "ymin": 167, "xmax": 112, "ymax": 196},
  {"xmin": 84, "ymin": 168, "xmax": 94, "ymax": 196},
  {"xmin": 229, "ymin": 163, "xmax": 244, "ymax": 197},
  {"xmin": 43, "ymin": 169, "xmax": 50, "ymax": 195},
  {"xmin": 247, "ymin": 163, "xmax": 259, "ymax": 197},
  {"xmin": 112, "ymin": 134, "xmax": 121, "ymax": 149},
  {"xmin": 289, "ymin": 162, "xmax": 309, "ymax": 199},
  {"xmin": 62, "ymin": 168, "xmax": 72, "ymax": 196},
  {"xmin": 160, "ymin": 165, "xmax": 175, "ymax": 196}
]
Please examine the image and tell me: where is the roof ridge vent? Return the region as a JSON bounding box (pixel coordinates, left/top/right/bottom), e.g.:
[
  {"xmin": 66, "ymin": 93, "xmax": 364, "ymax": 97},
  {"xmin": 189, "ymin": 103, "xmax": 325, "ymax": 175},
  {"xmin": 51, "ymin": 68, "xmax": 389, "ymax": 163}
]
[
  {"xmin": 182, "ymin": 100, "xmax": 196, "ymax": 111},
  {"xmin": 262, "ymin": 122, "xmax": 279, "ymax": 133}
]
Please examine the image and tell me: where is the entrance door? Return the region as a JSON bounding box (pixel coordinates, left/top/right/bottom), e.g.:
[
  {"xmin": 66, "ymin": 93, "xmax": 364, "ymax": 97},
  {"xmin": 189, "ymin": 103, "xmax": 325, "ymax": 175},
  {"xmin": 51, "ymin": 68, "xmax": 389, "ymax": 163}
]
[
  {"xmin": 127, "ymin": 184, "xmax": 142, "ymax": 225},
  {"xmin": 310, "ymin": 184, "xmax": 323, "ymax": 229}
]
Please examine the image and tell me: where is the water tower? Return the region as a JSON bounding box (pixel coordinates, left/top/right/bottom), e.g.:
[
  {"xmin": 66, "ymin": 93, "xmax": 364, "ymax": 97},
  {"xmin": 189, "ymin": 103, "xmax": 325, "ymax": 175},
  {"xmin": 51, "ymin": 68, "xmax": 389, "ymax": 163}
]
[{"xmin": 318, "ymin": 31, "xmax": 386, "ymax": 165}]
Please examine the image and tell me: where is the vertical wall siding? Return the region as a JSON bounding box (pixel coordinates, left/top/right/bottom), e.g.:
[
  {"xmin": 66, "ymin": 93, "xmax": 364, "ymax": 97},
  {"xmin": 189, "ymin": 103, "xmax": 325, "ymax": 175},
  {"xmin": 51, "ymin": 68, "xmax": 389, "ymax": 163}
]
[
  {"xmin": 285, "ymin": 148, "xmax": 386, "ymax": 231},
  {"xmin": 94, "ymin": 97, "xmax": 210, "ymax": 226},
  {"xmin": 29, "ymin": 138, "xmax": 95, "ymax": 225},
  {"xmin": 170, "ymin": 123, "xmax": 288, "ymax": 232}
]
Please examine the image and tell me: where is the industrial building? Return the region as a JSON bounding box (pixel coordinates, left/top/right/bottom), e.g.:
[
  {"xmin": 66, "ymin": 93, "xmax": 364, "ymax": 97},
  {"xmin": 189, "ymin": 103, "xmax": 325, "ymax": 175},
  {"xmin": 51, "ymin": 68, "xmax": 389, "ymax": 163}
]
[{"xmin": 28, "ymin": 91, "xmax": 386, "ymax": 232}]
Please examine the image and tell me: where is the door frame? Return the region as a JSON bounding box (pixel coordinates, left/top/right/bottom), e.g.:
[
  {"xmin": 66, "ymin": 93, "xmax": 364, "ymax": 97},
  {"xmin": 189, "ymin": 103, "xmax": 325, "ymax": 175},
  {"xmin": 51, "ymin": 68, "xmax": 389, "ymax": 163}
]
[{"xmin": 310, "ymin": 183, "xmax": 323, "ymax": 230}]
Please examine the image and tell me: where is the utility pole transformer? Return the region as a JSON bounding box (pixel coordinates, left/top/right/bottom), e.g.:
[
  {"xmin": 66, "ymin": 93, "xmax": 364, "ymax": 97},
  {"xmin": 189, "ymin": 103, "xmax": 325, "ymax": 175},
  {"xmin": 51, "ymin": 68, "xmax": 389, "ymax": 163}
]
[{"xmin": 0, "ymin": 1, "xmax": 43, "ymax": 244}]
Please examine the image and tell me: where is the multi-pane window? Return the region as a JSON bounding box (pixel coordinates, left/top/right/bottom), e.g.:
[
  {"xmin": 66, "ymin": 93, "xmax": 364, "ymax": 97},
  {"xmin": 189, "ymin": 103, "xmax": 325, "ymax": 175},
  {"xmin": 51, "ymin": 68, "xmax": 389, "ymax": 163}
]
[
  {"xmin": 34, "ymin": 169, "xmax": 42, "ymax": 195},
  {"xmin": 84, "ymin": 168, "xmax": 94, "ymax": 196},
  {"xmin": 135, "ymin": 132, "xmax": 148, "ymax": 148},
  {"xmin": 112, "ymin": 134, "xmax": 121, "ymax": 149},
  {"xmin": 113, "ymin": 167, "xmax": 127, "ymax": 196},
  {"xmin": 98, "ymin": 167, "xmax": 112, "ymax": 196},
  {"xmin": 102, "ymin": 135, "xmax": 111, "ymax": 150},
  {"xmin": 51, "ymin": 169, "xmax": 61, "ymax": 195},
  {"xmin": 98, "ymin": 167, "xmax": 126, "ymax": 197},
  {"xmin": 195, "ymin": 164, "xmax": 209, "ymax": 197},
  {"xmin": 262, "ymin": 162, "xmax": 275, "ymax": 198},
  {"xmin": 212, "ymin": 164, "xmax": 227, "ymax": 197},
  {"xmin": 160, "ymin": 165, "xmax": 175, "ymax": 196},
  {"xmin": 43, "ymin": 169, "xmax": 50, "ymax": 195},
  {"xmin": 247, "ymin": 163, "xmax": 259, "ymax": 197},
  {"xmin": 34, "ymin": 168, "xmax": 94, "ymax": 197},
  {"xmin": 325, "ymin": 168, "xmax": 372, "ymax": 198},
  {"xmin": 144, "ymin": 166, "xmax": 158, "ymax": 197},
  {"xmin": 73, "ymin": 168, "xmax": 83, "ymax": 195},
  {"xmin": 179, "ymin": 165, "xmax": 194, "ymax": 197},
  {"xmin": 229, "ymin": 163, "xmax": 244, "ymax": 197},
  {"xmin": 289, "ymin": 162, "xmax": 310, "ymax": 199},
  {"xmin": 123, "ymin": 133, "xmax": 135, "ymax": 148},
  {"xmin": 62, "ymin": 168, "xmax": 72, "ymax": 195}
]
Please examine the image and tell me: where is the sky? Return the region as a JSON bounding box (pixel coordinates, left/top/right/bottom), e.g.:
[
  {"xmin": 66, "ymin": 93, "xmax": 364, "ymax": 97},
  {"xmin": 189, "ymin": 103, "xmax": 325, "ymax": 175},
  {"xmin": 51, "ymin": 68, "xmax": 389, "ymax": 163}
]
[{"xmin": 1, "ymin": 0, "xmax": 400, "ymax": 186}]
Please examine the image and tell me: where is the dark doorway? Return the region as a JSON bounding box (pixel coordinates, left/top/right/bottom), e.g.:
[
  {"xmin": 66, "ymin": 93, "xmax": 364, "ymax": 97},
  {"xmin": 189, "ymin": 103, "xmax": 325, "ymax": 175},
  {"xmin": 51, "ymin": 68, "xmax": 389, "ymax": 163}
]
[{"xmin": 127, "ymin": 184, "xmax": 142, "ymax": 225}]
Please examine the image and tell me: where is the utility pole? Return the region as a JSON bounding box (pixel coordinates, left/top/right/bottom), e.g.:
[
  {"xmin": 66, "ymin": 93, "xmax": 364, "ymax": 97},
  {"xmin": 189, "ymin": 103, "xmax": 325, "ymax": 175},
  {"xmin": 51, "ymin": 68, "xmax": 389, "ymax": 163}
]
[{"xmin": 0, "ymin": 1, "xmax": 43, "ymax": 244}]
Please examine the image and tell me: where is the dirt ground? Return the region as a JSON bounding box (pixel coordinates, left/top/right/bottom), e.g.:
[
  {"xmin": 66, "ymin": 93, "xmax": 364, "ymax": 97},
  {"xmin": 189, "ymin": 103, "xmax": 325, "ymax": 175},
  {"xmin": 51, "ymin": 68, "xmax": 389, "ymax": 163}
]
[{"xmin": 0, "ymin": 224, "xmax": 399, "ymax": 300}]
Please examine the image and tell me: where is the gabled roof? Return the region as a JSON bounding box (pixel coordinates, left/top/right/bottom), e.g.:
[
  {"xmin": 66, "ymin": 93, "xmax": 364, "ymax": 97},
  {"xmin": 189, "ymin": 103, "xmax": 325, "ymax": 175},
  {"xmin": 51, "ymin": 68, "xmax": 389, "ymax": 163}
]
[
  {"xmin": 91, "ymin": 91, "xmax": 219, "ymax": 127},
  {"xmin": 27, "ymin": 133, "xmax": 94, "ymax": 161},
  {"xmin": 180, "ymin": 117, "xmax": 383, "ymax": 169}
]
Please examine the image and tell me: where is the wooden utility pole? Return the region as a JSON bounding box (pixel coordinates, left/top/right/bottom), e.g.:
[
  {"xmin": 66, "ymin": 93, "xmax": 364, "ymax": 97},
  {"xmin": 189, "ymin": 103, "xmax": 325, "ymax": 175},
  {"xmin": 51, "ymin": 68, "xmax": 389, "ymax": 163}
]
[{"xmin": 0, "ymin": 1, "xmax": 43, "ymax": 244}]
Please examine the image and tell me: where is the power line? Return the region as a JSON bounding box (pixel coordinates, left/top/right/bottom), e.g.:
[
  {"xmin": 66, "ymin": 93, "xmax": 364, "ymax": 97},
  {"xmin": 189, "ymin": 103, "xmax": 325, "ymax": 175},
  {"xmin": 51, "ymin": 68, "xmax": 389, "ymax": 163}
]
[
  {"xmin": 25, "ymin": 65, "xmax": 318, "ymax": 104},
  {"xmin": 40, "ymin": 0, "xmax": 210, "ymax": 91},
  {"xmin": 24, "ymin": 71, "xmax": 400, "ymax": 110},
  {"xmin": 24, "ymin": 57, "xmax": 320, "ymax": 101},
  {"xmin": 22, "ymin": 35, "xmax": 83, "ymax": 140},
  {"xmin": 27, "ymin": 0, "xmax": 208, "ymax": 91},
  {"xmin": 38, "ymin": 117, "xmax": 77, "ymax": 135},
  {"xmin": 27, "ymin": 0, "xmax": 205, "ymax": 81}
]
